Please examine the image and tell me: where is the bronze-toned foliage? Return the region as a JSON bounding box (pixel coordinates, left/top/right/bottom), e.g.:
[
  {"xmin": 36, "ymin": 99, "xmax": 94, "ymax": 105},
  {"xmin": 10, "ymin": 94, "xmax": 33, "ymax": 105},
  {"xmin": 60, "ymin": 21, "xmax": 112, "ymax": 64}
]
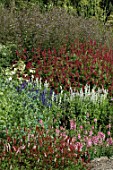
[{"xmin": 0, "ymin": 5, "xmax": 113, "ymax": 52}]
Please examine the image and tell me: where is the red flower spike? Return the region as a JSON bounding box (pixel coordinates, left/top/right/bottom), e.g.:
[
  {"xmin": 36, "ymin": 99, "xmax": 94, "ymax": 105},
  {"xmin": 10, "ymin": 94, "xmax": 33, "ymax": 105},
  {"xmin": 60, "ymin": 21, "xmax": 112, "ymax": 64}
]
[
  {"xmin": 7, "ymin": 136, "xmax": 11, "ymax": 142},
  {"xmin": 13, "ymin": 138, "xmax": 17, "ymax": 145},
  {"xmin": 21, "ymin": 55, "xmax": 26, "ymax": 60},
  {"xmin": 23, "ymin": 48, "xmax": 27, "ymax": 53},
  {"xmin": 26, "ymin": 61, "xmax": 33, "ymax": 70},
  {"xmin": 16, "ymin": 50, "xmax": 19, "ymax": 56}
]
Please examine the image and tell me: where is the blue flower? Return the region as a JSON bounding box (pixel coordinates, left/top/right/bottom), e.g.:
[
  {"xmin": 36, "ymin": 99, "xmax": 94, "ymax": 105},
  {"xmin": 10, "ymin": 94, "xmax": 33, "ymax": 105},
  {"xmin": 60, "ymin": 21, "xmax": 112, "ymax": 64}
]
[
  {"xmin": 16, "ymin": 80, "xmax": 28, "ymax": 92},
  {"xmin": 40, "ymin": 91, "xmax": 46, "ymax": 105},
  {"xmin": 16, "ymin": 80, "xmax": 57, "ymax": 109},
  {"xmin": 35, "ymin": 89, "xmax": 39, "ymax": 93},
  {"xmin": 21, "ymin": 81, "xmax": 28, "ymax": 89},
  {"xmin": 50, "ymin": 89, "xmax": 53, "ymax": 96}
]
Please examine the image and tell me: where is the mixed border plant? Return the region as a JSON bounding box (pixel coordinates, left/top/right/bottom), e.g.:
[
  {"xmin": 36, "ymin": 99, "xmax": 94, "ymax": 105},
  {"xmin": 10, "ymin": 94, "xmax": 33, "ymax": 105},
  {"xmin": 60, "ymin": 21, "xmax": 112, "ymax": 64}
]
[{"xmin": 0, "ymin": 3, "xmax": 113, "ymax": 169}]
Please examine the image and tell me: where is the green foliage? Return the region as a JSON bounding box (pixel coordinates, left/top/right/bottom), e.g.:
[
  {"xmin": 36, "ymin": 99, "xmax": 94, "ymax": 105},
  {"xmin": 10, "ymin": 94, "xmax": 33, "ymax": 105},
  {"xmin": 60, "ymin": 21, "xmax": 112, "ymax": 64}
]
[
  {"xmin": 59, "ymin": 91, "xmax": 113, "ymax": 133},
  {"xmin": 0, "ymin": 74, "xmax": 62, "ymax": 133},
  {"xmin": 89, "ymin": 145, "xmax": 113, "ymax": 160},
  {"xmin": 0, "ymin": 72, "xmax": 113, "ymax": 169},
  {"xmin": 0, "ymin": 43, "xmax": 17, "ymax": 69},
  {"xmin": 0, "ymin": 72, "xmax": 113, "ymax": 136}
]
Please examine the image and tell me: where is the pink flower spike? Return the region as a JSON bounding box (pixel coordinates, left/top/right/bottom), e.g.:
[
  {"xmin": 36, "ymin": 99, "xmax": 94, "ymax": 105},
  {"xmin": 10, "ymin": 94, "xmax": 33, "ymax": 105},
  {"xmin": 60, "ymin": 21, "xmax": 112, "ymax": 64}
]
[
  {"xmin": 106, "ymin": 137, "xmax": 113, "ymax": 145},
  {"xmin": 55, "ymin": 129, "xmax": 60, "ymax": 136},
  {"xmin": 60, "ymin": 126, "xmax": 65, "ymax": 130},
  {"xmin": 61, "ymin": 132, "xmax": 67, "ymax": 138},
  {"xmin": 107, "ymin": 131, "xmax": 111, "ymax": 136},
  {"xmin": 98, "ymin": 132, "xmax": 105, "ymax": 140},
  {"xmin": 78, "ymin": 134, "xmax": 81, "ymax": 139},
  {"xmin": 80, "ymin": 125, "xmax": 83, "ymax": 130},
  {"xmin": 70, "ymin": 120, "xmax": 76, "ymax": 130},
  {"xmin": 106, "ymin": 124, "xmax": 111, "ymax": 129},
  {"xmin": 89, "ymin": 130, "xmax": 93, "ymax": 136},
  {"xmin": 72, "ymin": 137, "xmax": 76, "ymax": 143},
  {"xmin": 74, "ymin": 142, "xmax": 83, "ymax": 152},
  {"xmin": 94, "ymin": 118, "xmax": 97, "ymax": 123},
  {"xmin": 87, "ymin": 138, "xmax": 92, "ymax": 147},
  {"xmin": 92, "ymin": 126, "xmax": 94, "ymax": 130},
  {"xmin": 39, "ymin": 119, "xmax": 43, "ymax": 125},
  {"xmin": 92, "ymin": 136, "xmax": 99, "ymax": 145}
]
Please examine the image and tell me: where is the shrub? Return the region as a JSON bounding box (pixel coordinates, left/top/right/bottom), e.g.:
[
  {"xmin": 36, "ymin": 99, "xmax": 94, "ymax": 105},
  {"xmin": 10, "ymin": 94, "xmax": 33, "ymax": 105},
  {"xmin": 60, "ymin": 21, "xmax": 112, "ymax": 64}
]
[
  {"xmin": 0, "ymin": 5, "xmax": 113, "ymax": 56},
  {"xmin": 0, "ymin": 43, "xmax": 17, "ymax": 69}
]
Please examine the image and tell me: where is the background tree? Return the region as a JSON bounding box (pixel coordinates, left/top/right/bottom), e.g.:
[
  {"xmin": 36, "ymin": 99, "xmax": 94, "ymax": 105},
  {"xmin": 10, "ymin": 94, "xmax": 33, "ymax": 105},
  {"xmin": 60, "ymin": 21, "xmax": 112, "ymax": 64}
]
[{"xmin": 99, "ymin": 0, "xmax": 113, "ymax": 23}]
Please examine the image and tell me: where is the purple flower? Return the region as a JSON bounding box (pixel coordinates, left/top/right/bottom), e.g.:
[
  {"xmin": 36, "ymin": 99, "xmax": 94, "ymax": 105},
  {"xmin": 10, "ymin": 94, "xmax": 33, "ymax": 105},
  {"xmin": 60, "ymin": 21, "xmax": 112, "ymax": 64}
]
[{"xmin": 21, "ymin": 81, "xmax": 28, "ymax": 89}]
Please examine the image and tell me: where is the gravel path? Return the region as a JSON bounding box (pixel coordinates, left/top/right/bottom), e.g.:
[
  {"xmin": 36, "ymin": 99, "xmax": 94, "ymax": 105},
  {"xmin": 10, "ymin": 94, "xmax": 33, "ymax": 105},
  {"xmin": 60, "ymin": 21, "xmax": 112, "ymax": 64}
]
[{"xmin": 86, "ymin": 156, "xmax": 113, "ymax": 170}]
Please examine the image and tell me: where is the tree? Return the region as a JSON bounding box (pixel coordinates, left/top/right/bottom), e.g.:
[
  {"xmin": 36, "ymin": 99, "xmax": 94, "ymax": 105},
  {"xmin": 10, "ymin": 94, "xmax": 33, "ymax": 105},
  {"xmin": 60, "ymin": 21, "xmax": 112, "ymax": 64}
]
[
  {"xmin": 69, "ymin": 0, "xmax": 81, "ymax": 16},
  {"xmin": 99, "ymin": 0, "xmax": 113, "ymax": 23}
]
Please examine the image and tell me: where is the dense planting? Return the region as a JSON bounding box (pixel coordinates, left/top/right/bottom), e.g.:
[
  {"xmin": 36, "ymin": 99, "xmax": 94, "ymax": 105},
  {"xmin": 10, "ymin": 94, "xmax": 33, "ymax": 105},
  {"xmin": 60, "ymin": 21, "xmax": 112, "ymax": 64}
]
[
  {"xmin": 0, "ymin": 2, "xmax": 113, "ymax": 169},
  {"xmin": 13, "ymin": 39, "xmax": 113, "ymax": 96},
  {"xmin": 0, "ymin": 40, "xmax": 113, "ymax": 168},
  {"xmin": 1, "ymin": 113, "xmax": 113, "ymax": 169}
]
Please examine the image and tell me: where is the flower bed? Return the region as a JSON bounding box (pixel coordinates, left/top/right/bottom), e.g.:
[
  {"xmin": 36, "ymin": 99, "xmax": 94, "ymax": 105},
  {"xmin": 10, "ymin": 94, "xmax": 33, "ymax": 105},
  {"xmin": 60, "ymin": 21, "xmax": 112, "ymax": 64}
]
[{"xmin": 0, "ymin": 39, "xmax": 113, "ymax": 169}]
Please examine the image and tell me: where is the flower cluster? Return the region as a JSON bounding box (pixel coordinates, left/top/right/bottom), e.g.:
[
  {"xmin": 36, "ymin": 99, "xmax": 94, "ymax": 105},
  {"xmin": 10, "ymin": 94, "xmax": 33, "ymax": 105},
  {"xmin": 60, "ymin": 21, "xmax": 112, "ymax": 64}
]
[
  {"xmin": 1, "ymin": 118, "xmax": 113, "ymax": 169},
  {"xmin": 14, "ymin": 39, "xmax": 113, "ymax": 97}
]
